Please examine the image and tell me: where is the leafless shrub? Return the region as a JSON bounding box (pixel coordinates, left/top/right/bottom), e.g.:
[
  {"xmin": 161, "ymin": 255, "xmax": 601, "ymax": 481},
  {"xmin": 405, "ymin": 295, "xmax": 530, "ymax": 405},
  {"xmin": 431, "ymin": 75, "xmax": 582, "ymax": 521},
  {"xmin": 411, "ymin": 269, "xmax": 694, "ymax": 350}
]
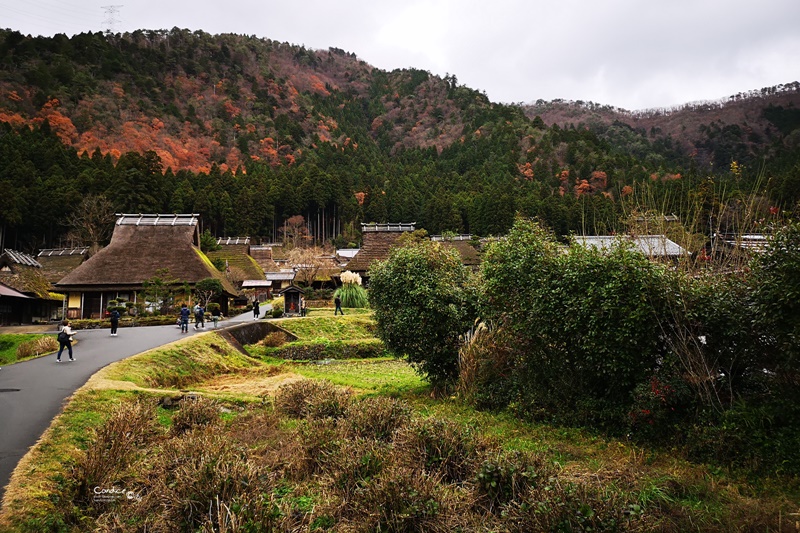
[
  {"xmin": 343, "ymin": 396, "xmax": 411, "ymax": 441},
  {"xmin": 274, "ymin": 379, "xmax": 352, "ymax": 420},
  {"xmin": 16, "ymin": 335, "xmax": 59, "ymax": 359},
  {"xmin": 338, "ymin": 467, "xmax": 451, "ymax": 533},
  {"xmin": 137, "ymin": 427, "xmax": 275, "ymax": 532},
  {"xmin": 394, "ymin": 416, "xmax": 486, "ymax": 484},
  {"xmin": 260, "ymin": 331, "xmax": 289, "ymax": 347},
  {"xmin": 169, "ymin": 396, "xmax": 220, "ymax": 436},
  {"xmin": 73, "ymin": 398, "xmax": 159, "ymax": 504}
]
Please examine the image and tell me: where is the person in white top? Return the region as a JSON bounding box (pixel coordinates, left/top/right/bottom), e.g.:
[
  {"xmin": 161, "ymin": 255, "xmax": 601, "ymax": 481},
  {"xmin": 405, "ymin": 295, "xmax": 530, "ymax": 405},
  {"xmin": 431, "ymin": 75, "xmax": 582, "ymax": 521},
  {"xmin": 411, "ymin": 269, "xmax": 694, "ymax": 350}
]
[{"xmin": 56, "ymin": 319, "xmax": 76, "ymax": 362}]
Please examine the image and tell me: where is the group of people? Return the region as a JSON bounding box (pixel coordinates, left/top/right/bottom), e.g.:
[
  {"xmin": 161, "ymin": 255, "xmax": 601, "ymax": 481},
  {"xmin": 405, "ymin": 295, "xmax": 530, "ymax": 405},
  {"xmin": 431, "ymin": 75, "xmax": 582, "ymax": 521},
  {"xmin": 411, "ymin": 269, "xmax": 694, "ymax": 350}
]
[{"xmin": 179, "ymin": 303, "xmax": 221, "ymax": 332}]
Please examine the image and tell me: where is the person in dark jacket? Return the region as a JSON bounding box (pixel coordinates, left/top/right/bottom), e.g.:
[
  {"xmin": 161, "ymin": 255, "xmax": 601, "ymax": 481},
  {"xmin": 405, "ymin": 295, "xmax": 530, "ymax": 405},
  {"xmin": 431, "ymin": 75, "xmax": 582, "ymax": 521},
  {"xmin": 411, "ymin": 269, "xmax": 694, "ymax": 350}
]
[
  {"xmin": 253, "ymin": 298, "xmax": 260, "ymax": 320},
  {"xmin": 334, "ymin": 295, "xmax": 344, "ymax": 315},
  {"xmin": 180, "ymin": 303, "xmax": 191, "ymax": 333},
  {"xmin": 109, "ymin": 309, "xmax": 121, "ymax": 336}
]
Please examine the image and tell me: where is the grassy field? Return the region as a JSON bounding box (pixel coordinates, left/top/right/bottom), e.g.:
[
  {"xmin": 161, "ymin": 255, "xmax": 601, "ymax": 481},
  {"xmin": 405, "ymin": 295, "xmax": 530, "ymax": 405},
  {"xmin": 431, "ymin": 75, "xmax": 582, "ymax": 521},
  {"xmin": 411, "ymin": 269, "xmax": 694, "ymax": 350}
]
[
  {"xmin": 1, "ymin": 322, "xmax": 798, "ymax": 532},
  {"xmin": 0, "ymin": 334, "xmax": 58, "ymax": 365}
]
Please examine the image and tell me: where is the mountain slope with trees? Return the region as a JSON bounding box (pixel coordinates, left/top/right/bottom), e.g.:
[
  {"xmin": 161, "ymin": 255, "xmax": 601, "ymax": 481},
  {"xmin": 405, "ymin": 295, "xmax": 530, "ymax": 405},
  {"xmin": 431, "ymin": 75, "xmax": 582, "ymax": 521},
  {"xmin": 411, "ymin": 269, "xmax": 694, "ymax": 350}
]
[{"xmin": 1, "ymin": 28, "xmax": 799, "ymax": 253}]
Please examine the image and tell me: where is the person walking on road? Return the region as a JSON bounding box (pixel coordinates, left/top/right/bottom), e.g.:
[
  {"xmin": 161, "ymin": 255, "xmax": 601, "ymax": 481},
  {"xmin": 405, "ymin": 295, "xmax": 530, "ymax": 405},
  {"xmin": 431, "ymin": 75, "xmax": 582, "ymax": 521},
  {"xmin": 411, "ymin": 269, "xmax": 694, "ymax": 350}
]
[
  {"xmin": 253, "ymin": 298, "xmax": 260, "ymax": 320},
  {"xmin": 56, "ymin": 319, "xmax": 76, "ymax": 362},
  {"xmin": 334, "ymin": 295, "xmax": 344, "ymax": 316},
  {"xmin": 109, "ymin": 308, "xmax": 121, "ymax": 336},
  {"xmin": 179, "ymin": 303, "xmax": 191, "ymax": 333},
  {"xmin": 194, "ymin": 304, "xmax": 205, "ymax": 330}
]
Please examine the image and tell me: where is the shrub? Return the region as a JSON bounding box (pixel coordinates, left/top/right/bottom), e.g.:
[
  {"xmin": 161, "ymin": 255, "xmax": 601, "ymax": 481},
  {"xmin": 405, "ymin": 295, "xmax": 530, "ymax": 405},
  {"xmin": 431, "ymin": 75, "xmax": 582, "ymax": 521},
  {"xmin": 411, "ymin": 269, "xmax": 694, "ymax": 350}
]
[
  {"xmin": 74, "ymin": 399, "xmax": 159, "ymax": 504},
  {"xmin": 16, "ymin": 335, "xmax": 59, "ymax": 359},
  {"xmin": 502, "ymin": 480, "xmax": 633, "ymax": 532},
  {"xmin": 475, "ymin": 450, "xmax": 555, "ymax": 512},
  {"xmin": 264, "ymin": 339, "xmax": 387, "ymax": 361},
  {"xmin": 342, "ymin": 468, "xmax": 447, "ymax": 532},
  {"xmin": 328, "ymin": 438, "xmax": 390, "ymax": 501},
  {"xmin": 274, "ymin": 379, "xmax": 351, "ymax": 420},
  {"xmin": 481, "ymin": 219, "xmax": 669, "ymax": 430},
  {"xmin": 260, "ymin": 331, "xmax": 290, "ymax": 347},
  {"xmin": 334, "ymin": 282, "xmax": 368, "ymax": 308},
  {"xmin": 344, "ymin": 396, "xmax": 412, "ymax": 441},
  {"xmin": 169, "ymin": 396, "xmax": 220, "ymax": 436},
  {"xmin": 141, "ymin": 428, "xmax": 273, "ymax": 531},
  {"xmin": 394, "ymin": 416, "xmax": 483, "ymax": 483},
  {"xmin": 369, "ymin": 240, "xmax": 478, "ymax": 390}
]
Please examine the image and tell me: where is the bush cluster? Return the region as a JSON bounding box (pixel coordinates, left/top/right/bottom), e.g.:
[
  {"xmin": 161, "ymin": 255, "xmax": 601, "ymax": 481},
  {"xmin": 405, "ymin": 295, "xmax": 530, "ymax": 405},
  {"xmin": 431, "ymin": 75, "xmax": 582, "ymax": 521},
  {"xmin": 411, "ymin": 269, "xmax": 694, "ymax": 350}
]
[
  {"xmin": 51, "ymin": 392, "xmax": 653, "ymax": 532},
  {"xmin": 470, "ymin": 219, "xmax": 800, "ymax": 474}
]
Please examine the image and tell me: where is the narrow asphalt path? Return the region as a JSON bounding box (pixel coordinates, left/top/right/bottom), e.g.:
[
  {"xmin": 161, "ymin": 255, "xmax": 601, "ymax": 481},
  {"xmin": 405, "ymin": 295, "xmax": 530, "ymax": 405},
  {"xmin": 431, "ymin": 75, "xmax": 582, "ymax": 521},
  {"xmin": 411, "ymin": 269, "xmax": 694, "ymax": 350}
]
[{"xmin": 0, "ymin": 304, "xmax": 270, "ymax": 500}]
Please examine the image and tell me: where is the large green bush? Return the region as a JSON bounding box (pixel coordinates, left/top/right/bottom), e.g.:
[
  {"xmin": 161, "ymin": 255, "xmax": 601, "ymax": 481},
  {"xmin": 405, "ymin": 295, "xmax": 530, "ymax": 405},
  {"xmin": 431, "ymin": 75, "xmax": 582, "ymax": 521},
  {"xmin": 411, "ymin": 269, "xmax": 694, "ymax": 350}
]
[
  {"xmin": 481, "ymin": 219, "xmax": 669, "ymax": 429},
  {"xmin": 368, "ymin": 240, "xmax": 478, "ymax": 390}
]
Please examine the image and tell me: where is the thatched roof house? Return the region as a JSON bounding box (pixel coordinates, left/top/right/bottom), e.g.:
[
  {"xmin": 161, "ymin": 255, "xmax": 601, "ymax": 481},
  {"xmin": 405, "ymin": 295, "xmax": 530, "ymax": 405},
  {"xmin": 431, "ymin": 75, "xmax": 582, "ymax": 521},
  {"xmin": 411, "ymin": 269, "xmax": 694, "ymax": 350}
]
[
  {"xmin": 0, "ymin": 249, "xmax": 63, "ymax": 323},
  {"xmin": 37, "ymin": 247, "xmax": 90, "ymax": 284},
  {"xmin": 250, "ymin": 244, "xmax": 282, "ymax": 273},
  {"xmin": 205, "ymin": 237, "xmax": 266, "ymax": 286},
  {"xmin": 344, "ymin": 223, "xmax": 415, "ymax": 280},
  {"xmin": 430, "ymin": 234, "xmax": 482, "ymax": 270},
  {"xmin": 56, "ymin": 214, "xmax": 238, "ymax": 319}
]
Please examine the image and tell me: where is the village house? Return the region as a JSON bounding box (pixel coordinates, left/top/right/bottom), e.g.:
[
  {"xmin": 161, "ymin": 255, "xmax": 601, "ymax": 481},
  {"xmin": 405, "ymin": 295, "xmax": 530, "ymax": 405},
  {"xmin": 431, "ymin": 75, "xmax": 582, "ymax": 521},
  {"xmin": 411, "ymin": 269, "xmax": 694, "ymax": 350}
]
[
  {"xmin": 56, "ymin": 214, "xmax": 238, "ymax": 319},
  {"xmin": 430, "ymin": 234, "xmax": 482, "ymax": 271},
  {"xmin": 0, "ymin": 249, "xmax": 63, "ymax": 324},
  {"xmin": 572, "ymin": 235, "xmax": 688, "ymax": 260},
  {"xmin": 343, "ymin": 223, "xmax": 416, "ymax": 284}
]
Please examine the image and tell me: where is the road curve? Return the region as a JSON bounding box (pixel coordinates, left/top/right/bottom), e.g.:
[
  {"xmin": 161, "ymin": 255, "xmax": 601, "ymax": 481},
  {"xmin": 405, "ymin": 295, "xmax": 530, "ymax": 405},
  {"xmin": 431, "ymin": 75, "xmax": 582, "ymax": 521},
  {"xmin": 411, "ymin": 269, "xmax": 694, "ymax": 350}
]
[{"xmin": 0, "ymin": 304, "xmax": 270, "ymax": 500}]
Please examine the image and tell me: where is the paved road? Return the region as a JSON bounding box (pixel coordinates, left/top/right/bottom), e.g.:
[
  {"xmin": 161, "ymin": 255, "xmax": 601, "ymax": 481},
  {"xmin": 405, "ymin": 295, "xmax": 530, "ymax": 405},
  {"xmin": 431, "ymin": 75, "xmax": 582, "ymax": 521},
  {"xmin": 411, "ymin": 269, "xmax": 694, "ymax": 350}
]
[{"xmin": 0, "ymin": 304, "xmax": 270, "ymax": 500}]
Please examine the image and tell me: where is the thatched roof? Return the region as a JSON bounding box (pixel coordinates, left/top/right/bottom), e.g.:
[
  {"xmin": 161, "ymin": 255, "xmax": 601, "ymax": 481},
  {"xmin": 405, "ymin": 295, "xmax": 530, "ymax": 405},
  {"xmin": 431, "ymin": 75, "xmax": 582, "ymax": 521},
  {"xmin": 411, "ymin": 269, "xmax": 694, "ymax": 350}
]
[
  {"xmin": 37, "ymin": 248, "xmax": 89, "ymax": 284},
  {"xmin": 206, "ymin": 240, "xmax": 265, "ymax": 282},
  {"xmin": 344, "ymin": 223, "xmax": 415, "ymax": 273},
  {"xmin": 0, "ymin": 249, "xmax": 59, "ymax": 299},
  {"xmin": 250, "ymin": 245, "xmax": 282, "ymax": 273},
  {"xmin": 56, "ymin": 214, "xmax": 237, "ymax": 295}
]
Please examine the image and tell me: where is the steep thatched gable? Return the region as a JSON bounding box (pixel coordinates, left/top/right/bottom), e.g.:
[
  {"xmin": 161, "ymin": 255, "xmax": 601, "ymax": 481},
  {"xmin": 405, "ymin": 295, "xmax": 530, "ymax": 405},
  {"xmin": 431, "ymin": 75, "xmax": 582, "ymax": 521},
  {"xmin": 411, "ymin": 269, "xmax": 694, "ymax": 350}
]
[
  {"xmin": 344, "ymin": 223, "xmax": 415, "ymax": 274},
  {"xmin": 37, "ymin": 248, "xmax": 89, "ymax": 284},
  {"xmin": 56, "ymin": 214, "xmax": 237, "ymax": 295}
]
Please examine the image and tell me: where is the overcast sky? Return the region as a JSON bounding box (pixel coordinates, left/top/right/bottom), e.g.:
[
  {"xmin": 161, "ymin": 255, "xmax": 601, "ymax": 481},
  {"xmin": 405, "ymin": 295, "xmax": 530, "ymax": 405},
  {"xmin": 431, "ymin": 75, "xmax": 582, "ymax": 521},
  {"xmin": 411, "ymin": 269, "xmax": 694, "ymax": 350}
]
[{"xmin": 2, "ymin": 0, "xmax": 798, "ymax": 110}]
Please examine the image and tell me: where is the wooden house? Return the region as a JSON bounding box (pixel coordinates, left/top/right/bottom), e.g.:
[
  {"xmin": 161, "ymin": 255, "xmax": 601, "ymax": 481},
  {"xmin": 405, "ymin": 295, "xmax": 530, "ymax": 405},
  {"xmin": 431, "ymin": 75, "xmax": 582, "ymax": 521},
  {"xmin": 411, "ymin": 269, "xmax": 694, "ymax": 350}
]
[
  {"xmin": 56, "ymin": 214, "xmax": 238, "ymax": 319},
  {"xmin": 0, "ymin": 280, "xmax": 34, "ymax": 325},
  {"xmin": 0, "ymin": 249, "xmax": 63, "ymax": 323}
]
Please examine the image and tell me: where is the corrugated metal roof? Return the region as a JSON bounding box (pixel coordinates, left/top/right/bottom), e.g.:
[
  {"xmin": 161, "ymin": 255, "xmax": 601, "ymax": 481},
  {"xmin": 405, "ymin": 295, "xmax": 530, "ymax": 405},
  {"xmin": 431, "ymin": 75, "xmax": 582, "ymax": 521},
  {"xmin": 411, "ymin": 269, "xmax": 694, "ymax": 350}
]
[
  {"xmin": 265, "ymin": 271, "xmax": 296, "ymax": 281},
  {"xmin": 0, "ymin": 281, "xmax": 33, "ymax": 298},
  {"xmin": 242, "ymin": 280, "xmax": 272, "ymax": 287},
  {"xmin": 116, "ymin": 213, "xmax": 198, "ymax": 226},
  {"xmin": 2, "ymin": 249, "xmax": 42, "ymax": 267},
  {"xmin": 573, "ymin": 235, "xmax": 687, "ymax": 257},
  {"xmin": 336, "ymin": 249, "xmax": 360, "ymax": 259}
]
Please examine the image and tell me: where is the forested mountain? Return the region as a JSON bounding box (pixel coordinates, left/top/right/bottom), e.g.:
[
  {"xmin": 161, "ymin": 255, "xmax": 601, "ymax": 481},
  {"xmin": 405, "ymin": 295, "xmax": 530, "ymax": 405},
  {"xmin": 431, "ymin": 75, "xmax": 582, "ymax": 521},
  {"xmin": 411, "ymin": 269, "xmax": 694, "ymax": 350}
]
[{"xmin": 1, "ymin": 28, "xmax": 799, "ymax": 253}]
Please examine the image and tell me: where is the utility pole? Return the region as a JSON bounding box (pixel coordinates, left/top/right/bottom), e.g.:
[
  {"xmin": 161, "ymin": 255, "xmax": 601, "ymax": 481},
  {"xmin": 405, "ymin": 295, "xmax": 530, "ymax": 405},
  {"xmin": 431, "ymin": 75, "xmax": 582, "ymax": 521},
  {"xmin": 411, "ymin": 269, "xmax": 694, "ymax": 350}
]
[{"xmin": 101, "ymin": 5, "xmax": 124, "ymax": 34}]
